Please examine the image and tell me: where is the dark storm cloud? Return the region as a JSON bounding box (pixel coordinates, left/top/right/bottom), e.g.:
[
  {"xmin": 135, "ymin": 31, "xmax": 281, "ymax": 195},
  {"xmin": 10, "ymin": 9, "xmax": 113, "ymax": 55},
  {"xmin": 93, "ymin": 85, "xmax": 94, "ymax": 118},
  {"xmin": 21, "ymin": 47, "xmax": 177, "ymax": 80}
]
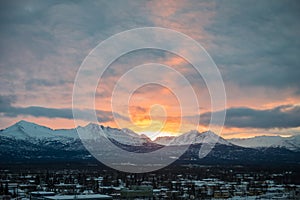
[
  {"xmin": 0, "ymin": 95, "xmax": 114, "ymax": 122},
  {"xmin": 201, "ymin": 105, "xmax": 300, "ymax": 129}
]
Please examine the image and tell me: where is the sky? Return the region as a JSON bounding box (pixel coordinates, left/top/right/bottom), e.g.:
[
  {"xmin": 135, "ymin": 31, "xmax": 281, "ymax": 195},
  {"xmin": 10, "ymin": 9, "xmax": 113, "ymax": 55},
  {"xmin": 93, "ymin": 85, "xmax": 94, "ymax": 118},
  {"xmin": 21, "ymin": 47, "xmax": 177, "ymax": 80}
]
[{"xmin": 0, "ymin": 0, "xmax": 300, "ymax": 139}]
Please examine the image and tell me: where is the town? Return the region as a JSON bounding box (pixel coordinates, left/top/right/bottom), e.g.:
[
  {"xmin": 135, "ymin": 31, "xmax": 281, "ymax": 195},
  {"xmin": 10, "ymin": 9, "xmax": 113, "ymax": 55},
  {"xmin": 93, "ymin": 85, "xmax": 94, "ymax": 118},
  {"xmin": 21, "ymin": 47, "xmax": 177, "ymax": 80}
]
[{"xmin": 0, "ymin": 164, "xmax": 299, "ymax": 199}]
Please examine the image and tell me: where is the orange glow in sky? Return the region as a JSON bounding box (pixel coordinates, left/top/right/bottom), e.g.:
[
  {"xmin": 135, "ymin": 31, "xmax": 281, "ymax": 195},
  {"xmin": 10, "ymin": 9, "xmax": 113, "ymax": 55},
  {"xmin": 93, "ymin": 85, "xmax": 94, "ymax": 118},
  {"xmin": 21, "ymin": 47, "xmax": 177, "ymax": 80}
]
[{"xmin": 1, "ymin": 1, "xmax": 299, "ymax": 141}]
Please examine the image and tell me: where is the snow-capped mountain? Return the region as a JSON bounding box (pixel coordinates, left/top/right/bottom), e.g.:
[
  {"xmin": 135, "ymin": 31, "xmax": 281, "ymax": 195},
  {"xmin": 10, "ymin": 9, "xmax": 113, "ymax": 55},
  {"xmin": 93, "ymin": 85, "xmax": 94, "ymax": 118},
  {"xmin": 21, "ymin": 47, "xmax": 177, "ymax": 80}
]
[
  {"xmin": 2, "ymin": 121, "xmax": 299, "ymax": 151},
  {"xmin": 0, "ymin": 120, "xmax": 151, "ymax": 146},
  {"xmin": 0, "ymin": 121, "xmax": 232, "ymax": 147},
  {"xmin": 1, "ymin": 120, "xmax": 78, "ymax": 139},
  {"xmin": 1, "ymin": 121, "xmax": 300, "ymax": 165},
  {"xmin": 0, "ymin": 121, "xmax": 156, "ymax": 162},
  {"xmin": 154, "ymin": 130, "xmax": 231, "ymax": 146},
  {"xmin": 229, "ymin": 135, "xmax": 300, "ymax": 151},
  {"xmin": 76, "ymin": 123, "xmax": 151, "ymax": 146}
]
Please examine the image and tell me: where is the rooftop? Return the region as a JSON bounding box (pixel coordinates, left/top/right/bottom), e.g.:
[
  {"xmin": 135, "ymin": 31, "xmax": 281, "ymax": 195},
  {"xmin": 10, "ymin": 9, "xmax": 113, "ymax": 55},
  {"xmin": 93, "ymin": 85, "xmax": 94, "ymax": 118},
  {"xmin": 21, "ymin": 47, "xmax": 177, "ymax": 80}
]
[{"xmin": 44, "ymin": 194, "xmax": 112, "ymax": 200}]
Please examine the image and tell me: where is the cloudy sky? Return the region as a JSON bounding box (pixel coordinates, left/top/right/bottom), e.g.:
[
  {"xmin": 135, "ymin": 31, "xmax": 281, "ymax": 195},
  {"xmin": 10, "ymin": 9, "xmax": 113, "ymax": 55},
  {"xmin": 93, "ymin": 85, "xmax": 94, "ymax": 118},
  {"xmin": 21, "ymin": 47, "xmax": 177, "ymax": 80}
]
[{"xmin": 0, "ymin": 0, "xmax": 300, "ymax": 139}]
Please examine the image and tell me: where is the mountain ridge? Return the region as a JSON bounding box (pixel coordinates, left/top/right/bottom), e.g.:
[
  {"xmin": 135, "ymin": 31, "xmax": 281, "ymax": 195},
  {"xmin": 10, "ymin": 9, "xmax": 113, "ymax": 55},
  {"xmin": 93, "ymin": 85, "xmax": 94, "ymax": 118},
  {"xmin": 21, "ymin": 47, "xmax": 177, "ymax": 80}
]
[
  {"xmin": 229, "ymin": 135, "xmax": 300, "ymax": 151},
  {"xmin": 1, "ymin": 120, "xmax": 300, "ymax": 151},
  {"xmin": 0, "ymin": 120, "xmax": 229, "ymax": 146},
  {"xmin": 1, "ymin": 120, "xmax": 300, "ymax": 166}
]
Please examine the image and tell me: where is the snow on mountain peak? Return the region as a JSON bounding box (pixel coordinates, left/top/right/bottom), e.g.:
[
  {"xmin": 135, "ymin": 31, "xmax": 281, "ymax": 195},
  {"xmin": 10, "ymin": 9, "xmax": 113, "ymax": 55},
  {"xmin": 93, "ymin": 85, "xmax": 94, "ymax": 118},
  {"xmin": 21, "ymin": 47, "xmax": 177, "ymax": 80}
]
[
  {"xmin": 154, "ymin": 130, "xmax": 230, "ymax": 146},
  {"xmin": 2, "ymin": 121, "xmax": 299, "ymax": 151},
  {"xmin": 0, "ymin": 121, "xmax": 152, "ymax": 146},
  {"xmin": 1, "ymin": 120, "xmax": 78, "ymax": 140},
  {"xmin": 229, "ymin": 135, "xmax": 300, "ymax": 151},
  {"xmin": 77, "ymin": 123, "xmax": 151, "ymax": 146},
  {"xmin": 16, "ymin": 120, "xmax": 40, "ymax": 126}
]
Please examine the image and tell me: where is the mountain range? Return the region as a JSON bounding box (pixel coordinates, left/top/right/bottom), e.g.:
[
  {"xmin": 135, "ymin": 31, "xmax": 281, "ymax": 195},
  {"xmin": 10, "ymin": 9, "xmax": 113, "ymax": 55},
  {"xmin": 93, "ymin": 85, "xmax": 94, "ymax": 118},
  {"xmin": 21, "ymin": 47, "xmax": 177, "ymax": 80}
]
[{"xmin": 0, "ymin": 120, "xmax": 300, "ymax": 166}]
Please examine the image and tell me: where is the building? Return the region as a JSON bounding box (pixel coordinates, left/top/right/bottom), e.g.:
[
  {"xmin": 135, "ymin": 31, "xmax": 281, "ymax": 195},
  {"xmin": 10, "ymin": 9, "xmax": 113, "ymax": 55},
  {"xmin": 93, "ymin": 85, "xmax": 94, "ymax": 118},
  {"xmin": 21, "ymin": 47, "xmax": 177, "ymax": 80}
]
[
  {"xmin": 120, "ymin": 185, "xmax": 153, "ymax": 199},
  {"xmin": 30, "ymin": 191, "xmax": 55, "ymax": 200},
  {"xmin": 44, "ymin": 194, "xmax": 112, "ymax": 200}
]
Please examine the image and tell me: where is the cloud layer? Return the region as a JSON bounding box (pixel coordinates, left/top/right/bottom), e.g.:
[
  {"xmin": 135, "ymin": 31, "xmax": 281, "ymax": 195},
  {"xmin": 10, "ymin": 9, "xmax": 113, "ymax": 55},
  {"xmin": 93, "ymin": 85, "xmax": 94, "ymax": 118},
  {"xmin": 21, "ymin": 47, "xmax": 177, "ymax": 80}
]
[
  {"xmin": 2, "ymin": 95, "xmax": 299, "ymax": 130},
  {"xmin": 0, "ymin": 0, "xmax": 299, "ymax": 137},
  {"xmin": 0, "ymin": 95, "xmax": 113, "ymax": 123},
  {"xmin": 201, "ymin": 105, "xmax": 300, "ymax": 129}
]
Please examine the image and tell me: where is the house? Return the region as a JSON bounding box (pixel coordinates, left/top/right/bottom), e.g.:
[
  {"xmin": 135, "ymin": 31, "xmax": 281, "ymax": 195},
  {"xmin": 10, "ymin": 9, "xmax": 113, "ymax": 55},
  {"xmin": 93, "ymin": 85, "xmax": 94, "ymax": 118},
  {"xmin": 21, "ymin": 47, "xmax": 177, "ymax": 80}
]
[{"xmin": 44, "ymin": 194, "xmax": 112, "ymax": 200}]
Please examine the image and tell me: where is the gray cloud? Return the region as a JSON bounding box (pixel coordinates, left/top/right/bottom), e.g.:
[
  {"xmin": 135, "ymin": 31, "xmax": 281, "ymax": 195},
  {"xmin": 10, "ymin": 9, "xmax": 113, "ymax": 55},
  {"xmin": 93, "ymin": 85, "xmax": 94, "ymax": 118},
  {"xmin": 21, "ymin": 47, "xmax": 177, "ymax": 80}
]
[
  {"xmin": 201, "ymin": 104, "xmax": 300, "ymax": 129},
  {"xmin": 2, "ymin": 0, "xmax": 299, "ymax": 97},
  {"xmin": 206, "ymin": 0, "xmax": 300, "ymax": 93},
  {"xmin": 0, "ymin": 95, "xmax": 17, "ymax": 113},
  {"xmin": 1, "ymin": 0, "xmax": 299, "ymax": 133},
  {"xmin": 0, "ymin": 95, "xmax": 114, "ymax": 122},
  {"xmin": 0, "ymin": 0, "xmax": 153, "ymax": 107},
  {"xmin": 25, "ymin": 78, "xmax": 69, "ymax": 90}
]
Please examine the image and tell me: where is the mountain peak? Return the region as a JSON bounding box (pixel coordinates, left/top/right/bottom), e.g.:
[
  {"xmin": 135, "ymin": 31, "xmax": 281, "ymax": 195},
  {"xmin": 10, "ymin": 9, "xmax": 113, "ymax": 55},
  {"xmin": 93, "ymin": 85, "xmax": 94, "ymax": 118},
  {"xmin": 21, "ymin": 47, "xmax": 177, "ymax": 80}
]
[
  {"xmin": 229, "ymin": 135, "xmax": 300, "ymax": 151},
  {"xmin": 1, "ymin": 120, "xmax": 77, "ymax": 140},
  {"xmin": 1, "ymin": 121, "xmax": 300, "ymax": 151},
  {"xmin": 15, "ymin": 120, "xmax": 53, "ymax": 131},
  {"xmin": 154, "ymin": 130, "xmax": 230, "ymax": 146},
  {"xmin": 84, "ymin": 122, "xmax": 101, "ymax": 129},
  {"xmin": 16, "ymin": 120, "xmax": 36, "ymax": 126}
]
